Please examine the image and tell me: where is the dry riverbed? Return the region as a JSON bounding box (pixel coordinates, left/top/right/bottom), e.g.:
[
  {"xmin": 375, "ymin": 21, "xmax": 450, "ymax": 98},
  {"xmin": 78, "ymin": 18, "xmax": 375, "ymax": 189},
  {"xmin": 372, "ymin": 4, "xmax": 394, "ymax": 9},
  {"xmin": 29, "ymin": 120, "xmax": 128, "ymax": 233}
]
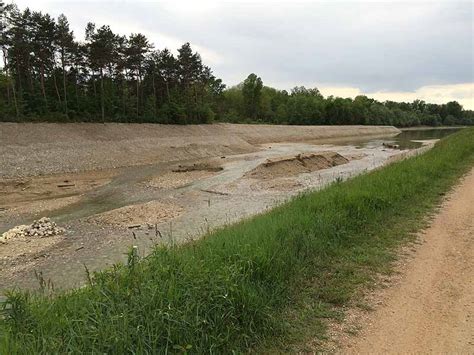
[{"xmin": 2, "ymin": 123, "xmax": 445, "ymax": 292}]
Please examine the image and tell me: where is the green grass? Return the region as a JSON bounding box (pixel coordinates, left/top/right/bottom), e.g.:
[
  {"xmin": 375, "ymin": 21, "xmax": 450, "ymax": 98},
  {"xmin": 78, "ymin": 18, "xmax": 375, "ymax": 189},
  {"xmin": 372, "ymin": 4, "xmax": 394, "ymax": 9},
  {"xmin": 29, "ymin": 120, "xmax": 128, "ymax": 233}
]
[{"xmin": 1, "ymin": 128, "xmax": 473, "ymax": 354}]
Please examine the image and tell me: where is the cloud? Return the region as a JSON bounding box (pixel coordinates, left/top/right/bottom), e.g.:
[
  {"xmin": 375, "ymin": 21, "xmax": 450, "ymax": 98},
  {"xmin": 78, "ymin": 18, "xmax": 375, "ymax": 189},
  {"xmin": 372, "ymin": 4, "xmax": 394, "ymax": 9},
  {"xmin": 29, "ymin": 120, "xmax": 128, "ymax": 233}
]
[{"xmin": 90, "ymin": 18, "xmax": 225, "ymax": 65}]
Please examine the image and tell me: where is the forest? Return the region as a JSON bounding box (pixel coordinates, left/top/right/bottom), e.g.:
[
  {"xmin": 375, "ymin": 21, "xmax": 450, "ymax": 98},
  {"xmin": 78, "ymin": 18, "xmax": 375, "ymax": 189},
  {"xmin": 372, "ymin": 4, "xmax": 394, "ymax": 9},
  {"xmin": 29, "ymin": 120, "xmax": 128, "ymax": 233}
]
[{"xmin": 1, "ymin": 3, "xmax": 473, "ymax": 126}]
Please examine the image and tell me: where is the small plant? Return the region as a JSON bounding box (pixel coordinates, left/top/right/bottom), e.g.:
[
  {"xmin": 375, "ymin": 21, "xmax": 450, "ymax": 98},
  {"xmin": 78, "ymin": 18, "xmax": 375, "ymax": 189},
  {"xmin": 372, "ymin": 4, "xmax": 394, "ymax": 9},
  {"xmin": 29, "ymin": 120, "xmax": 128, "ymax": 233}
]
[{"xmin": 127, "ymin": 245, "xmax": 140, "ymax": 269}]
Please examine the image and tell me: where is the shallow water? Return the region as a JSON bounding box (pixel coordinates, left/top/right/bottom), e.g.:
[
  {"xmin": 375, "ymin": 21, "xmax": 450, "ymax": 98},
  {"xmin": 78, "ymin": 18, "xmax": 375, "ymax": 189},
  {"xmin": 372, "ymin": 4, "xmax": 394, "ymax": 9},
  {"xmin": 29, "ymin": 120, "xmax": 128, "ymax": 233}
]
[{"xmin": 363, "ymin": 127, "xmax": 462, "ymax": 150}]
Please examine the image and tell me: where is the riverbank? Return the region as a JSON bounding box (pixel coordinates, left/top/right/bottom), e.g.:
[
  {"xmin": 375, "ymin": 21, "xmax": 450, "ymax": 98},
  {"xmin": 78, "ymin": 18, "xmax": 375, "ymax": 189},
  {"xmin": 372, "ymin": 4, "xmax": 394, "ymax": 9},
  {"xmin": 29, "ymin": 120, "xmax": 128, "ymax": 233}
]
[
  {"xmin": 1, "ymin": 128, "xmax": 472, "ymax": 353},
  {"xmin": 0, "ymin": 123, "xmax": 399, "ymax": 178}
]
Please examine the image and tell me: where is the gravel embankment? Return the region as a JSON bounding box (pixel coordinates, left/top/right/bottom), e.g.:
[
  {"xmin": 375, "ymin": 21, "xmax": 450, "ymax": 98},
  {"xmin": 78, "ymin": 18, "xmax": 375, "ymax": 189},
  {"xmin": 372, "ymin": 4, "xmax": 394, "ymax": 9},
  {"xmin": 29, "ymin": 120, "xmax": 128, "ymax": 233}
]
[{"xmin": 0, "ymin": 123, "xmax": 399, "ymax": 178}]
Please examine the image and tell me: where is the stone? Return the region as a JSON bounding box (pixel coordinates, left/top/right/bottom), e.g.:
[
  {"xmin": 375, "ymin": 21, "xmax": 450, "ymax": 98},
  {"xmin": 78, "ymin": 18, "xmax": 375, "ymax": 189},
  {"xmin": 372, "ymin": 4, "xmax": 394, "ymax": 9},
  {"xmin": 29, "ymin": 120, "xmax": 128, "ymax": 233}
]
[{"xmin": 0, "ymin": 217, "xmax": 66, "ymax": 243}]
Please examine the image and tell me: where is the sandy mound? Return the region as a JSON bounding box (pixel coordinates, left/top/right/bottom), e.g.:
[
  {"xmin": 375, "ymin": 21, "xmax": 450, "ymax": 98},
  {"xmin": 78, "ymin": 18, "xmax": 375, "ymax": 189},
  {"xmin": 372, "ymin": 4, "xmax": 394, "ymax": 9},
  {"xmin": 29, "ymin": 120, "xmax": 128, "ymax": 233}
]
[
  {"xmin": 146, "ymin": 161, "xmax": 223, "ymax": 189},
  {"xmin": 89, "ymin": 201, "xmax": 183, "ymax": 228},
  {"xmin": 0, "ymin": 170, "xmax": 114, "ymax": 207},
  {"xmin": 8, "ymin": 196, "xmax": 81, "ymax": 216},
  {"xmin": 247, "ymin": 152, "xmax": 350, "ymax": 180}
]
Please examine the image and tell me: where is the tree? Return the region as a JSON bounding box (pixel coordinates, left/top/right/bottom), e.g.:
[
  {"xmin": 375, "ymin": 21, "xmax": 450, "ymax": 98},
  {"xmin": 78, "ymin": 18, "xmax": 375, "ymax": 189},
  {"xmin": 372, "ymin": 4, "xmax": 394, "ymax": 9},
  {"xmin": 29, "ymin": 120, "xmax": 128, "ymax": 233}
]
[
  {"xmin": 1, "ymin": 2, "xmax": 471, "ymax": 127},
  {"xmin": 0, "ymin": 2, "xmax": 19, "ymax": 118},
  {"xmin": 157, "ymin": 48, "xmax": 177, "ymax": 103},
  {"xmin": 5, "ymin": 5, "xmax": 33, "ymax": 113},
  {"xmin": 177, "ymin": 43, "xmax": 204, "ymax": 122},
  {"xmin": 125, "ymin": 33, "xmax": 152, "ymax": 119},
  {"xmin": 85, "ymin": 23, "xmax": 119, "ymax": 121},
  {"xmin": 31, "ymin": 11, "xmax": 58, "ymax": 108},
  {"xmin": 445, "ymin": 101, "xmax": 463, "ymax": 121},
  {"xmin": 55, "ymin": 14, "xmax": 75, "ymax": 118},
  {"xmin": 242, "ymin": 73, "xmax": 263, "ymax": 119},
  {"xmin": 291, "ymin": 86, "xmax": 323, "ymax": 99}
]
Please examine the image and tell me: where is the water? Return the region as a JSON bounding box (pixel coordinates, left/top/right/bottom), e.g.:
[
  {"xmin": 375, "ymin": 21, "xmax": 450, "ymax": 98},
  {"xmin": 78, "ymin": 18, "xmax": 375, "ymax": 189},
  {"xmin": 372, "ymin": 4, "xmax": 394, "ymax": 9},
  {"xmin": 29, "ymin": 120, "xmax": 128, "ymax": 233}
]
[
  {"xmin": 361, "ymin": 127, "xmax": 462, "ymax": 150},
  {"xmin": 394, "ymin": 128, "xmax": 462, "ymax": 148}
]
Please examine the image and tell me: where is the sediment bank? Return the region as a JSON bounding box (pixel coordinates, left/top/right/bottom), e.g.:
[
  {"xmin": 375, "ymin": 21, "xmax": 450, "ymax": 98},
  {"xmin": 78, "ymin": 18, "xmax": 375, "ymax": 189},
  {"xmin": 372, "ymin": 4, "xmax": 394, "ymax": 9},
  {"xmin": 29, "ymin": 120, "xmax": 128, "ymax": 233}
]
[{"xmin": 0, "ymin": 123, "xmax": 399, "ymax": 177}]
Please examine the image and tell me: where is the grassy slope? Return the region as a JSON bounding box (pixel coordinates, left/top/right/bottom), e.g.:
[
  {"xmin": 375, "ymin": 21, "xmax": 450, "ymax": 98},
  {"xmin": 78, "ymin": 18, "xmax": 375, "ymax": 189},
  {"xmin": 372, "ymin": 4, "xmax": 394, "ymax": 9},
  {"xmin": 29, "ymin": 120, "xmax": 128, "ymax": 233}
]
[{"xmin": 1, "ymin": 128, "xmax": 473, "ymax": 354}]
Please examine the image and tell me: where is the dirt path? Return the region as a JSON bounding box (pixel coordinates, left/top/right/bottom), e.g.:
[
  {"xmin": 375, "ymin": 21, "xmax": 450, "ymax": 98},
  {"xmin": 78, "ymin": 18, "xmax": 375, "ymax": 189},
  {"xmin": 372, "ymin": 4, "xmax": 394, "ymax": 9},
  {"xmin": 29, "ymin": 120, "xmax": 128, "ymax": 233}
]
[{"xmin": 342, "ymin": 168, "xmax": 474, "ymax": 354}]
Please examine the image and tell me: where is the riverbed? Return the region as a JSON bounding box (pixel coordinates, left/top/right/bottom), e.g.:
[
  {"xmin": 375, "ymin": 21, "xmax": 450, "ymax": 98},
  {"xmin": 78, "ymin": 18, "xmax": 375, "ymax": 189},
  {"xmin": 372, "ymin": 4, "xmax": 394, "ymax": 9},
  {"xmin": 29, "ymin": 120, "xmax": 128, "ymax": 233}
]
[{"xmin": 0, "ymin": 126, "xmax": 460, "ymax": 291}]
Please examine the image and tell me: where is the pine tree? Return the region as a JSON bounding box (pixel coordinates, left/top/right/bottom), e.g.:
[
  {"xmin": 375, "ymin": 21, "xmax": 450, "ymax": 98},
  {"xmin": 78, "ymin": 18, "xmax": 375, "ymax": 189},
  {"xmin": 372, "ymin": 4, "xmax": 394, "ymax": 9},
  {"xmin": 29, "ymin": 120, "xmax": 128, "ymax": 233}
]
[
  {"xmin": 55, "ymin": 14, "xmax": 75, "ymax": 119},
  {"xmin": 85, "ymin": 23, "xmax": 118, "ymax": 121},
  {"xmin": 125, "ymin": 33, "xmax": 152, "ymax": 119}
]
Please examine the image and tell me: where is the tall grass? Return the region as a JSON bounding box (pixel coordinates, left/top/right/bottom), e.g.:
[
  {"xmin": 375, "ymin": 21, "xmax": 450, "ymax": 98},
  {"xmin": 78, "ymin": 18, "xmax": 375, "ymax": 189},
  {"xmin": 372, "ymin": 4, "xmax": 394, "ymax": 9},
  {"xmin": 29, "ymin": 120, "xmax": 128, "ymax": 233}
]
[{"xmin": 1, "ymin": 128, "xmax": 473, "ymax": 354}]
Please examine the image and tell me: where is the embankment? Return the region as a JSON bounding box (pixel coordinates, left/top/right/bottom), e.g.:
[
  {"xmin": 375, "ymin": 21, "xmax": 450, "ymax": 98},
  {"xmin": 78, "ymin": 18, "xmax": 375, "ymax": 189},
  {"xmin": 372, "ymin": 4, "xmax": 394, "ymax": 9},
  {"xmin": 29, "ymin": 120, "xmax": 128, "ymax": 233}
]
[{"xmin": 0, "ymin": 123, "xmax": 399, "ymax": 177}]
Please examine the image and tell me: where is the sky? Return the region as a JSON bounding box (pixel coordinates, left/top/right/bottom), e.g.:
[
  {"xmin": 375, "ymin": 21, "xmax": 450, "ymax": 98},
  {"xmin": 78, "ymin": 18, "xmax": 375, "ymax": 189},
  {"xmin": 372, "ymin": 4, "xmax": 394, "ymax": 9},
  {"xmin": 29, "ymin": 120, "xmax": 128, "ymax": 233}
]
[{"xmin": 8, "ymin": 0, "xmax": 474, "ymax": 109}]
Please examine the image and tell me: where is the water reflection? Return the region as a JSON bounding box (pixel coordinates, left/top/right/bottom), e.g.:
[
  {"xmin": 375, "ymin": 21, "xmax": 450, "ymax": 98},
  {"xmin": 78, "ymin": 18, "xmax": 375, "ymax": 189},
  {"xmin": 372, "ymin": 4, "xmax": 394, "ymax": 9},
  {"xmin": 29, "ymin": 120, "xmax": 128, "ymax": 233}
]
[{"xmin": 362, "ymin": 127, "xmax": 462, "ymax": 150}]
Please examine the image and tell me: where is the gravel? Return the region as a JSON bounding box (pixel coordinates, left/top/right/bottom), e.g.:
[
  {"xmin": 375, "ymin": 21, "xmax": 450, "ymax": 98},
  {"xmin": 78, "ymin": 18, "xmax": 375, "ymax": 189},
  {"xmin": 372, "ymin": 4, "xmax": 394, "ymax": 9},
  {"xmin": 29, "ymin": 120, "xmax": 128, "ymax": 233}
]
[
  {"xmin": 0, "ymin": 217, "xmax": 65, "ymax": 243},
  {"xmin": 0, "ymin": 123, "xmax": 399, "ymax": 178}
]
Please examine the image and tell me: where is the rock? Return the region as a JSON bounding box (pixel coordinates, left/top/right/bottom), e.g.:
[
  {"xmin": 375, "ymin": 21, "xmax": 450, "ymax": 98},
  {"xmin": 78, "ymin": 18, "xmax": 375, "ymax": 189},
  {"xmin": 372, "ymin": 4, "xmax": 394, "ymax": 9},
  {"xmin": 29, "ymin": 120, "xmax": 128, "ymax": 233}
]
[
  {"xmin": 382, "ymin": 142, "xmax": 400, "ymax": 149},
  {"xmin": 0, "ymin": 217, "xmax": 65, "ymax": 243}
]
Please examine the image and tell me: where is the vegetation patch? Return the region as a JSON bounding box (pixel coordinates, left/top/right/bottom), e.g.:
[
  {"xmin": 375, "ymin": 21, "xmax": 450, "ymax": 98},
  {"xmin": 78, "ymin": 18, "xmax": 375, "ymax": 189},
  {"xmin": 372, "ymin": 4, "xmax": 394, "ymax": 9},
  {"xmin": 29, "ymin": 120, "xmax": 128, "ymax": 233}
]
[{"xmin": 1, "ymin": 129, "xmax": 473, "ymax": 353}]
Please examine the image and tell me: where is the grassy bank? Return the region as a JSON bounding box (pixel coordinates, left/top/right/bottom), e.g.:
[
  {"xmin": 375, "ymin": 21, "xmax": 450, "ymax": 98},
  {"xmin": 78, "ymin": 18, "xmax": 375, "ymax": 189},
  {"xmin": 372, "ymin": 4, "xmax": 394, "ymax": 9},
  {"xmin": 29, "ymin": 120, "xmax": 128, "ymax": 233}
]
[{"xmin": 1, "ymin": 129, "xmax": 473, "ymax": 353}]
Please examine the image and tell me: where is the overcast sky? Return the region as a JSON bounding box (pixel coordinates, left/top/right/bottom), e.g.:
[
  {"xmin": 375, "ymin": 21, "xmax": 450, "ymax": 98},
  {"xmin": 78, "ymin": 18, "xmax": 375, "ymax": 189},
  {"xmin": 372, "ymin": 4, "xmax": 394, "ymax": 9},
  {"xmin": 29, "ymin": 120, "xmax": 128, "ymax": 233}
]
[{"xmin": 9, "ymin": 0, "xmax": 474, "ymax": 108}]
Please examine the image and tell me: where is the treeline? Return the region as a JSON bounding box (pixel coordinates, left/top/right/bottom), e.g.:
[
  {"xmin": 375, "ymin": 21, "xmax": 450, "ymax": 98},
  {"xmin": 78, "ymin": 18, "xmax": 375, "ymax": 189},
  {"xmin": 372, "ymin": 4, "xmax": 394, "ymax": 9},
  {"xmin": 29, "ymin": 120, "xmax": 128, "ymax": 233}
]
[
  {"xmin": 1, "ymin": 3, "xmax": 473, "ymax": 126},
  {"xmin": 0, "ymin": 3, "xmax": 224, "ymax": 123},
  {"xmin": 221, "ymin": 75, "xmax": 474, "ymax": 127}
]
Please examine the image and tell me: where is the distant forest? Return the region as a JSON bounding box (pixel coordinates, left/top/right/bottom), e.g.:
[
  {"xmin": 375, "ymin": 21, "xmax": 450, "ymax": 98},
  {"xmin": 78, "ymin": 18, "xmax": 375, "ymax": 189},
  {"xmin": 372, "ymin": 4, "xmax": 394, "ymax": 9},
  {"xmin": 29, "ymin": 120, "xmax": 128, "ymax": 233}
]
[{"xmin": 1, "ymin": 3, "xmax": 473, "ymax": 126}]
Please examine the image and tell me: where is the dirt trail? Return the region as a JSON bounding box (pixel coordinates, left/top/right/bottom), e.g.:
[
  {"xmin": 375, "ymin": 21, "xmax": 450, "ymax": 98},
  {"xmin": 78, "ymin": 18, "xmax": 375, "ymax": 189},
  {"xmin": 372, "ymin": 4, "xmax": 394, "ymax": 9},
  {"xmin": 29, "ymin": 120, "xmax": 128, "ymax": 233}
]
[{"xmin": 342, "ymin": 169, "xmax": 474, "ymax": 354}]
